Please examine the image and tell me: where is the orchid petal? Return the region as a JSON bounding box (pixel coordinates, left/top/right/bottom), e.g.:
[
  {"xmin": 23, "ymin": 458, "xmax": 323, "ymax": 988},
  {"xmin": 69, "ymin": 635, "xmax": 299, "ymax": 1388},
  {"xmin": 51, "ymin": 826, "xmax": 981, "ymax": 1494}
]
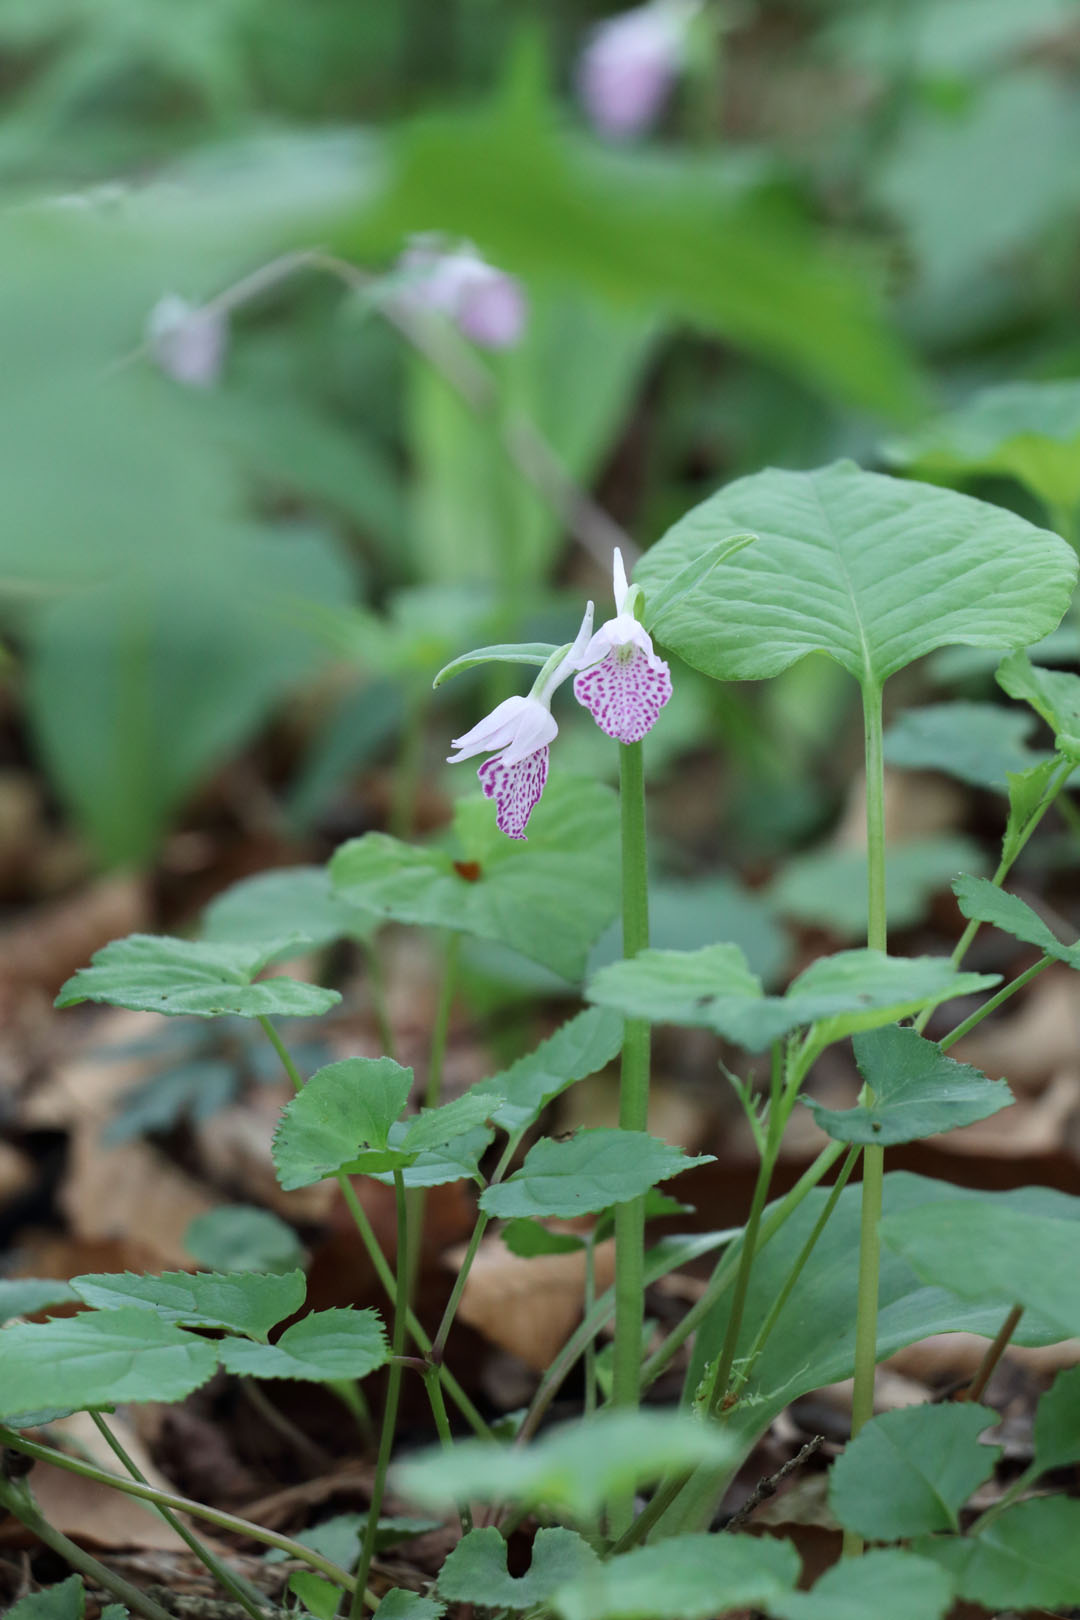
[
  {"xmin": 447, "ymin": 695, "xmax": 530, "ymax": 763},
  {"xmin": 574, "ymin": 642, "xmax": 673, "ymax": 743},
  {"xmin": 477, "ymin": 747, "xmax": 549, "ymax": 840},
  {"xmin": 612, "ymin": 547, "xmax": 629, "ymax": 614},
  {"xmin": 500, "ymin": 701, "xmax": 559, "ymax": 766}
]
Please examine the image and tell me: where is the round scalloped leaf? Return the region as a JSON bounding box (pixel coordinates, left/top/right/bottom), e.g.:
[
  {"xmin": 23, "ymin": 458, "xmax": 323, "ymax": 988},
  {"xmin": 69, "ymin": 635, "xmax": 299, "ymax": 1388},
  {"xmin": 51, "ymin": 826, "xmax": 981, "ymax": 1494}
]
[
  {"xmin": 219, "ymin": 1308, "xmax": 388, "ymax": 1382},
  {"xmin": 479, "ymin": 1129, "xmax": 713, "ymax": 1220},
  {"xmin": 272, "ymin": 1057, "xmax": 414, "ymax": 1190},
  {"xmin": 69, "ymin": 1269, "xmax": 306, "ymax": 1342},
  {"xmin": 551, "ymin": 1531, "xmax": 799, "ymax": 1620},
  {"xmin": 437, "ymin": 1527, "xmax": 600, "ymax": 1610},
  {"xmin": 7, "ymin": 1577, "xmax": 88, "ymax": 1620},
  {"xmin": 0, "ymin": 1308, "xmax": 218, "ymax": 1417},
  {"xmin": 55, "ymin": 935, "xmax": 339, "ymax": 1019},
  {"xmin": 184, "ymin": 1205, "xmax": 305, "ymax": 1276},
  {"xmin": 636, "ymin": 461, "xmax": 1075, "ymax": 687},
  {"xmin": 829, "ymin": 1404, "xmax": 1001, "ymax": 1540},
  {"xmin": 917, "ymin": 1497, "xmax": 1080, "ymax": 1610}
]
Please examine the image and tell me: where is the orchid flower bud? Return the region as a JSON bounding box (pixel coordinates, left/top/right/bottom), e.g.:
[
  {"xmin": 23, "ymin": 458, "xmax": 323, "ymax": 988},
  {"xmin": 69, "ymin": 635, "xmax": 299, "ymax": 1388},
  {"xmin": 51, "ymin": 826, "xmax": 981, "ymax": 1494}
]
[
  {"xmin": 577, "ymin": 0, "xmax": 701, "ymax": 141},
  {"xmin": 147, "ymin": 294, "xmax": 227, "ymax": 389},
  {"xmin": 396, "ymin": 240, "xmax": 527, "ymax": 351}
]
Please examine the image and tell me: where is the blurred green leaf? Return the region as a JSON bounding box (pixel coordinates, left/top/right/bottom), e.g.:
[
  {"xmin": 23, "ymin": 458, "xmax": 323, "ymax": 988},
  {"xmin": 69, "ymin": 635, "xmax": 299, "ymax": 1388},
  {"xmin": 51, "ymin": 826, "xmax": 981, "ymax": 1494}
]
[
  {"xmin": 769, "ymin": 836, "xmax": 988, "ymax": 939},
  {"xmin": 917, "ymin": 1498, "xmax": 1080, "ymax": 1610},
  {"xmin": 771, "ymin": 1550, "xmax": 953, "ymax": 1620},
  {"xmin": 884, "ymin": 701, "xmax": 1048, "ymax": 792},
  {"xmin": 552, "ymin": 1533, "xmax": 799, "ymax": 1620},
  {"xmin": 204, "ymin": 867, "xmax": 379, "ymax": 949},
  {"xmin": 184, "ymin": 1206, "xmax": 305, "ymax": 1275},
  {"xmin": 438, "ymin": 1527, "xmax": 600, "ymax": 1610},
  {"xmin": 829, "ymin": 1404, "xmax": 1001, "ymax": 1539},
  {"xmin": 55, "ymin": 935, "xmax": 339, "ymax": 1020}
]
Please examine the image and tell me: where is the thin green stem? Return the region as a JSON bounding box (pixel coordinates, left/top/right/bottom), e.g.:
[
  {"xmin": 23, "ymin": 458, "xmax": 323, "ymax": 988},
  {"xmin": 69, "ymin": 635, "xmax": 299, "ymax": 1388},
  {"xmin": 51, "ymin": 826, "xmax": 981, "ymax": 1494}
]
[
  {"xmin": 963, "ymin": 1303, "xmax": 1024, "ymax": 1405},
  {"xmin": 425, "ymin": 1366, "xmax": 471, "ymax": 1535},
  {"xmin": 388, "ymin": 684, "xmax": 428, "ymax": 842},
  {"xmin": 352, "ymin": 1169, "xmax": 409, "ymax": 1614},
  {"xmin": 584, "ymin": 1238, "xmax": 598, "ymax": 1419},
  {"xmin": 863, "ymin": 681, "xmax": 888, "ymax": 957},
  {"xmin": 431, "ymin": 1211, "xmax": 488, "ymax": 1363},
  {"xmin": 89, "ymin": 1412, "xmax": 266, "ymax": 1620},
  {"xmin": 360, "ymin": 938, "xmax": 396, "ymax": 1063},
  {"xmin": 0, "ymin": 1429, "xmax": 361, "ymax": 1595},
  {"xmin": 969, "ymin": 1460, "xmax": 1040, "ymax": 1537},
  {"xmin": 0, "ymin": 1472, "xmax": 173, "ymax": 1620},
  {"xmin": 406, "ymin": 933, "xmax": 461, "ymax": 1301},
  {"xmin": 940, "ymin": 957, "xmax": 1052, "ymax": 1051}
]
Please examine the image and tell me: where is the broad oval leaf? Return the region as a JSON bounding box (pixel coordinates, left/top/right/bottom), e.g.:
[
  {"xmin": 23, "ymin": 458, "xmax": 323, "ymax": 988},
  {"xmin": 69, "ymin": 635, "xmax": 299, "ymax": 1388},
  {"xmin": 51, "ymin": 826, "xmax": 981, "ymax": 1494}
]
[
  {"xmin": 636, "ymin": 462, "xmax": 1075, "ymax": 686},
  {"xmin": 0, "ymin": 1308, "xmax": 218, "ymax": 1417},
  {"xmin": 884, "ymin": 701, "xmax": 1047, "ymax": 792},
  {"xmin": 771, "ymin": 1548, "xmax": 953, "ymax": 1620},
  {"xmin": 468, "ymin": 1006, "xmax": 624, "ymax": 1136},
  {"xmin": 394, "ymin": 1410, "xmax": 738, "ymax": 1518},
  {"xmin": 329, "ymin": 776, "xmax": 619, "ymax": 982},
  {"xmin": 55, "ymin": 935, "xmax": 339, "ymax": 1019},
  {"xmin": 880, "ymin": 1198, "xmax": 1080, "ymax": 1339},
  {"xmin": 953, "ymin": 873, "xmax": 1080, "ymax": 968},
  {"xmin": 69, "ymin": 1269, "xmax": 306, "ymax": 1342},
  {"xmin": 551, "ymin": 1531, "xmax": 799, "ymax": 1620},
  {"xmin": 806, "ymin": 1025, "xmax": 1013, "ymax": 1146},
  {"xmin": 272, "ymin": 1057, "xmax": 414, "ymax": 1190},
  {"xmin": 829, "ymin": 1404, "xmax": 1001, "ymax": 1539},
  {"xmin": 478, "ymin": 1129, "xmax": 713, "ymax": 1220},
  {"xmin": 219, "ymin": 1308, "xmax": 388, "ymax": 1382},
  {"xmin": 184, "ymin": 1205, "xmax": 305, "ymax": 1276},
  {"xmin": 917, "ymin": 1497, "xmax": 1080, "ymax": 1610},
  {"xmin": 437, "ymin": 1527, "xmax": 600, "ymax": 1610},
  {"xmin": 203, "ymin": 866, "xmax": 378, "ymax": 948}
]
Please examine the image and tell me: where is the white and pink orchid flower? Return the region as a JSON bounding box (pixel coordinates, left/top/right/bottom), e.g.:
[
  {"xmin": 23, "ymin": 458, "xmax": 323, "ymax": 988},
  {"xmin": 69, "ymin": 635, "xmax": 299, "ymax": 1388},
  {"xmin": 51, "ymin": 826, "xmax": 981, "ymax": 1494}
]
[
  {"xmin": 577, "ymin": 0, "xmax": 701, "ymax": 142},
  {"xmin": 397, "ymin": 240, "xmax": 527, "ymax": 351},
  {"xmin": 147, "ymin": 294, "xmax": 227, "ymax": 388},
  {"xmin": 447, "ymin": 604, "xmax": 595, "ymax": 840},
  {"xmin": 574, "ymin": 547, "xmax": 672, "ymax": 743}
]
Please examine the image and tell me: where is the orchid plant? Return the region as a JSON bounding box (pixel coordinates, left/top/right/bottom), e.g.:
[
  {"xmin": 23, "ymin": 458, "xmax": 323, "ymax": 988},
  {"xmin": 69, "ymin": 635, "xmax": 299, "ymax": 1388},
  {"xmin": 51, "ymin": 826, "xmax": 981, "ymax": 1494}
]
[{"xmin": 7, "ymin": 466, "xmax": 1080, "ymax": 1620}]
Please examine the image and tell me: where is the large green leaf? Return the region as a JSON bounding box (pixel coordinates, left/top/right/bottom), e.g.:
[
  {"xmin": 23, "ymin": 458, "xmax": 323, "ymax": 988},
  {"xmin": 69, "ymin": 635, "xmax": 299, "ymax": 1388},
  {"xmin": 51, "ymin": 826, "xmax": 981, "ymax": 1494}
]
[
  {"xmin": 469, "ymin": 1007, "xmax": 624, "ymax": 1135},
  {"xmin": 805, "ymin": 1025, "xmax": 1012, "ymax": 1147},
  {"xmin": 770, "ymin": 1549, "xmax": 952, "ymax": 1620},
  {"xmin": 917, "ymin": 1498, "xmax": 1080, "ymax": 1610},
  {"xmin": 220, "ymin": 1308, "xmax": 388, "ymax": 1382},
  {"xmin": 829, "ymin": 1404, "xmax": 1001, "ymax": 1540},
  {"xmin": 69, "ymin": 1269, "xmax": 306, "ymax": 1342},
  {"xmin": 330, "ymin": 777, "xmax": 619, "ymax": 982},
  {"xmin": 203, "ymin": 867, "xmax": 378, "ymax": 949},
  {"xmin": 953, "ymin": 874, "xmax": 1080, "ymax": 968},
  {"xmin": 393, "ymin": 1411, "xmax": 738, "ymax": 1519},
  {"xmin": 587, "ymin": 943, "xmax": 996, "ymax": 1053},
  {"xmin": 769, "ymin": 837, "xmax": 987, "ymax": 940},
  {"xmin": 996, "ymin": 650, "xmax": 1080, "ymax": 760},
  {"xmin": 880, "ymin": 1198, "xmax": 1080, "ymax": 1338},
  {"xmin": 884, "ymin": 702, "xmax": 1047, "ymax": 793},
  {"xmin": 635, "ymin": 462, "xmax": 1075, "ymax": 687},
  {"xmin": 54, "ymin": 936, "xmax": 339, "ymax": 1019},
  {"xmin": 479, "ymin": 1129, "xmax": 712, "ymax": 1220},
  {"xmin": 0, "ymin": 1309, "xmax": 218, "ymax": 1417},
  {"xmin": 437, "ymin": 1527, "xmax": 600, "ymax": 1610},
  {"xmin": 551, "ymin": 1532, "xmax": 799, "ymax": 1620}
]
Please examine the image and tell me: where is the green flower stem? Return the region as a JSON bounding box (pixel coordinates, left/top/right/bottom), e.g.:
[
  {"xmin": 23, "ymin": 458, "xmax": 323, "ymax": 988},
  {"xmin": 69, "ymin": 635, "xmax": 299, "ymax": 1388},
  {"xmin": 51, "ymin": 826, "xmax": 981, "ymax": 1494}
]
[
  {"xmin": 729, "ymin": 1144, "xmax": 860, "ymax": 1404},
  {"xmin": 939, "ymin": 956, "xmax": 1052, "ymax": 1052},
  {"xmin": 352, "ymin": 1169, "xmax": 409, "ymax": 1616},
  {"xmin": 258, "ymin": 1016, "xmax": 491, "ymax": 1441},
  {"xmin": 424, "ymin": 1365, "xmax": 471, "ymax": 1536},
  {"xmin": 89, "ymin": 1412, "xmax": 266, "ymax": 1620},
  {"xmin": 406, "ymin": 932, "xmax": 461, "ymax": 1305},
  {"xmin": 0, "ymin": 1428, "xmax": 363, "ymax": 1597},
  {"xmin": 360, "ymin": 937, "xmax": 396, "ymax": 1063}
]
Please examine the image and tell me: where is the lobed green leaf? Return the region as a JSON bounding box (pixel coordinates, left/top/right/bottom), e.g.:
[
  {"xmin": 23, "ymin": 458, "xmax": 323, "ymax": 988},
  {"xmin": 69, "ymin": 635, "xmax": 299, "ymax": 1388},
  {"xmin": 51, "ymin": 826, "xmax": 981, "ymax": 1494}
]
[
  {"xmin": 69, "ymin": 1269, "xmax": 306, "ymax": 1342},
  {"xmin": 220, "ymin": 1308, "xmax": 388, "ymax": 1382},
  {"xmin": 0, "ymin": 1309, "xmax": 218, "ymax": 1417},
  {"xmin": 479, "ymin": 1129, "xmax": 712, "ymax": 1220},
  {"xmin": 437, "ymin": 1527, "xmax": 600, "ymax": 1610},
  {"xmin": 551, "ymin": 1531, "xmax": 799, "ymax": 1620}
]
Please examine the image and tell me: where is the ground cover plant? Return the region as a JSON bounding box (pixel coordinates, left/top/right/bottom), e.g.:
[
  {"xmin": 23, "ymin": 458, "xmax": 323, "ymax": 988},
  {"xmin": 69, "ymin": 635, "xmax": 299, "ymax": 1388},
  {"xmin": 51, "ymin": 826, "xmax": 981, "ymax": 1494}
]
[{"xmin": 4, "ymin": 2, "xmax": 1080, "ymax": 1618}]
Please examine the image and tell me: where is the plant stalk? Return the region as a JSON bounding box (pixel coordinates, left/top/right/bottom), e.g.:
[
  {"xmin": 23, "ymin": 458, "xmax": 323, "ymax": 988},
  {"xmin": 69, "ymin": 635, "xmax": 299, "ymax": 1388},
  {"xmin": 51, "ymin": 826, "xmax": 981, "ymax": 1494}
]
[
  {"xmin": 406, "ymin": 932, "xmax": 461, "ymax": 1303},
  {"xmin": 963, "ymin": 1303, "xmax": 1024, "ymax": 1405}
]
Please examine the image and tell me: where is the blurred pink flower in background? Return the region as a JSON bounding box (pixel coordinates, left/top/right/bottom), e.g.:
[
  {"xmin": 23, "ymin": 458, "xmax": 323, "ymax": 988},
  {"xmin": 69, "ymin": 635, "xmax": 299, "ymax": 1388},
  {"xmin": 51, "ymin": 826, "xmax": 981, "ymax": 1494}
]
[
  {"xmin": 577, "ymin": 0, "xmax": 701, "ymax": 140},
  {"xmin": 397, "ymin": 240, "xmax": 527, "ymax": 350},
  {"xmin": 147, "ymin": 294, "xmax": 227, "ymax": 388}
]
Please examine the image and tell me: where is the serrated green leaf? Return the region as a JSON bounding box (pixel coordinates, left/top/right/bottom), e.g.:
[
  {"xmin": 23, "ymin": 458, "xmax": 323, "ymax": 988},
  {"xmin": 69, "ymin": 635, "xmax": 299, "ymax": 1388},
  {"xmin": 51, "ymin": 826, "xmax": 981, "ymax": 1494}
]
[
  {"xmin": 399, "ymin": 1091, "xmax": 504, "ymax": 1155},
  {"xmin": 587, "ymin": 944, "xmax": 996, "ymax": 1053},
  {"xmin": 997, "ymin": 650, "xmax": 1080, "ymax": 760},
  {"xmin": 220, "ymin": 1308, "xmax": 388, "ymax": 1382},
  {"xmin": 771, "ymin": 1549, "xmax": 953, "ymax": 1620},
  {"xmin": 953, "ymin": 874, "xmax": 1080, "ymax": 968},
  {"xmin": 635, "ymin": 462, "xmax": 1075, "ymax": 687},
  {"xmin": 438, "ymin": 1527, "xmax": 600, "ymax": 1609},
  {"xmin": 884, "ymin": 701, "xmax": 1047, "ymax": 792},
  {"xmin": 394, "ymin": 1410, "xmax": 738, "ymax": 1518},
  {"xmin": 1003, "ymin": 755, "xmax": 1063, "ymax": 864},
  {"xmin": 917, "ymin": 1498, "xmax": 1080, "ymax": 1610},
  {"xmin": 433, "ymin": 642, "xmax": 556, "ymax": 688},
  {"xmin": 373, "ymin": 1593, "xmax": 445, "ymax": 1620},
  {"xmin": 805, "ymin": 1025, "xmax": 1013, "ymax": 1146},
  {"xmin": 1033, "ymin": 1364, "xmax": 1080, "ymax": 1475},
  {"xmin": 8, "ymin": 1578, "xmax": 86, "ymax": 1620},
  {"xmin": 0, "ymin": 1279, "xmax": 77, "ymax": 1325},
  {"xmin": 329, "ymin": 776, "xmax": 619, "ymax": 982},
  {"xmin": 769, "ymin": 837, "xmax": 988, "ymax": 940},
  {"xmin": 55, "ymin": 935, "xmax": 339, "ymax": 1020},
  {"xmin": 880, "ymin": 1199, "xmax": 1080, "ymax": 1339},
  {"xmin": 552, "ymin": 1531, "xmax": 799, "ymax": 1620},
  {"xmin": 0, "ymin": 1309, "xmax": 218, "ymax": 1417},
  {"xmin": 69, "ymin": 1269, "xmax": 306, "ymax": 1342},
  {"xmin": 469, "ymin": 1007, "xmax": 624, "ymax": 1135},
  {"xmin": 501, "ymin": 1220, "xmax": 586, "ymax": 1257},
  {"xmin": 479, "ymin": 1129, "xmax": 712, "ymax": 1220},
  {"xmin": 829, "ymin": 1404, "xmax": 1001, "ymax": 1539},
  {"xmin": 640, "ymin": 532, "xmax": 757, "ymax": 631},
  {"xmin": 184, "ymin": 1206, "xmax": 305, "ymax": 1276},
  {"xmin": 204, "ymin": 866, "xmax": 378, "ymax": 948},
  {"xmin": 589, "ymin": 875, "xmax": 790, "ymax": 988},
  {"xmin": 273, "ymin": 1058, "xmax": 414, "ymax": 1190},
  {"xmin": 369, "ymin": 1125, "xmax": 494, "ymax": 1189}
]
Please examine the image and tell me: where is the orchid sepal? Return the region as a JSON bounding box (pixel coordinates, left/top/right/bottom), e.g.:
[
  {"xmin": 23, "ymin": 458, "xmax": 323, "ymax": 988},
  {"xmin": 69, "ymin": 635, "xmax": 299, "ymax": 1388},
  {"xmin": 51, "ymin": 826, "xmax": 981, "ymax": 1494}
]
[
  {"xmin": 433, "ymin": 642, "xmax": 558, "ymax": 690},
  {"xmin": 640, "ymin": 530, "xmax": 757, "ymax": 633}
]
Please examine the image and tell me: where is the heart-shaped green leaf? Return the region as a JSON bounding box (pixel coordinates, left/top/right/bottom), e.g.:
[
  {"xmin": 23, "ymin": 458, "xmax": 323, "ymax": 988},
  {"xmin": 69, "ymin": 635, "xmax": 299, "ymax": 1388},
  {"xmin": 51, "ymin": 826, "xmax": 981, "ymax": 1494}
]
[
  {"xmin": 953, "ymin": 874, "xmax": 1080, "ymax": 968},
  {"xmin": 372, "ymin": 1594, "xmax": 444, "ymax": 1620},
  {"xmin": 771, "ymin": 1549, "xmax": 953, "ymax": 1620},
  {"xmin": 469, "ymin": 1007, "xmax": 624, "ymax": 1135},
  {"xmin": 437, "ymin": 1527, "xmax": 600, "ymax": 1610},
  {"xmin": 806, "ymin": 1025, "xmax": 1013, "ymax": 1146},
  {"xmin": 69, "ymin": 1270, "xmax": 306, "ymax": 1342},
  {"xmin": 884, "ymin": 702, "xmax": 1048, "ymax": 792},
  {"xmin": 204, "ymin": 866, "xmax": 378, "ymax": 948},
  {"xmin": 636, "ymin": 462, "xmax": 1075, "ymax": 686},
  {"xmin": 829, "ymin": 1404, "xmax": 1001, "ymax": 1539},
  {"xmin": 0, "ymin": 1309, "xmax": 218, "ymax": 1417},
  {"xmin": 329, "ymin": 776, "xmax": 619, "ymax": 982},
  {"xmin": 917, "ymin": 1498, "xmax": 1080, "ymax": 1611},
  {"xmin": 479, "ymin": 1129, "xmax": 712, "ymax": 1220},
  {"xmin": 55, "ymin": 936, "xmax": 339, "ymax": 1019},
  {"xmin": 551, "ymin": 1532, "xmax": 799, "ymax": 1620},
  {"xmin": 219, "ymin": 1308, "xmax": 388, "ymax": 1382}
]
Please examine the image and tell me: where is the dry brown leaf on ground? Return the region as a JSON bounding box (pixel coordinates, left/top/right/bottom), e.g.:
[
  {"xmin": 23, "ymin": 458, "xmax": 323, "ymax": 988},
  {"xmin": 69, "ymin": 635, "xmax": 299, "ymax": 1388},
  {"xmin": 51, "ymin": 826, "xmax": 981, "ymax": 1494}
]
[
  {"xmin": 953, "ymin": 968, "xmax": 1080, "ymax": 1088},
  {"xmin": 929, "ymin": 1067, "xmax": 1080, "ymax": 1158},
  {"xmin": 449, "ymin": 1236, "xmax": 616, "ymax": 1371},
  {"xmin": 194, "ymin": 1087, "xmax": 336, "ymax": 1224}
]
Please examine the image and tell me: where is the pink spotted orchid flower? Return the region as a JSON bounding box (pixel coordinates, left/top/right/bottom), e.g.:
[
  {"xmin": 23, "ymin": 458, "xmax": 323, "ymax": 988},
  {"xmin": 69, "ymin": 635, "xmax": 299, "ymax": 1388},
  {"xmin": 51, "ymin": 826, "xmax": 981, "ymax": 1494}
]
[
  {"xmin": 574, "ymin": 547, "xmax": 672, "ymax": 742},
  {"xmin": 447, "ymin": 604, "xmax": 595, "ymax": 840}
]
